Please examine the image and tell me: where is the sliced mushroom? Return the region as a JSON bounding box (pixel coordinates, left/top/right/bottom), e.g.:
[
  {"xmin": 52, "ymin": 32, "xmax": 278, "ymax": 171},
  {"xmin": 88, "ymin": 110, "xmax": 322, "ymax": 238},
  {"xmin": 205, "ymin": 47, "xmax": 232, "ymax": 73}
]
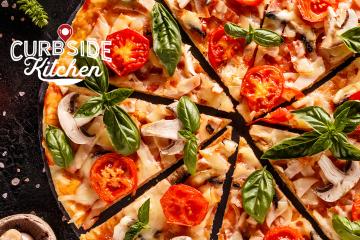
[
  {"xmin": 57, "ymin": 93, "xmax": 95, "ymax": 144},
  {"xmin": 160, "ymin": 140, "xmax": 185, "ymax": 155},
  {"xmin": 314, "ymin": 155, "xmax": 360, "ymax": 202},
  {"xmin": 141, "ymin": 119, "xmax": 183, "ymax": 140}
]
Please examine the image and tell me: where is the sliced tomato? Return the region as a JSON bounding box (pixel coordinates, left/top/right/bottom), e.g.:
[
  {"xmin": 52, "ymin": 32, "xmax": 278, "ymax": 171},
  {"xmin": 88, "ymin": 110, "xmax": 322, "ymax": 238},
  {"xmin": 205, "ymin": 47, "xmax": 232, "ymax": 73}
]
[
  {"xmin": 241, "ymin": 65, "xmax": 285, "ymax": 113},
  {"xmin": 352, "ymin": 198, "xmax": 360, "ymax": 221},
  {"xmin": 297, "ymin": 0, "xmax": 337, "ymax": 22},
  {"xmin": 349, "ymin": 91, "xmax": 360, "ymax": 100},
  {"xmin": 264, "ymin": 226, "xmax": 303, "ymax": 240},
  {"xmin": 233, "ymin": 0, "xmax": 263, "ymax": 6},
  {"xmin": 208, "ymin": 27, "xmax": 245, "ymax": 69},
  {"xmin": 90, "ymin": 153, "xmax": 137, "ymax": 203},
  {"xmin": 160, "ymin": 184, "xmax": 209, "ymax": 226},
  {"xmin": 105, "ymin": 28, "xmax": 150, "ymax": 77},
  {"xmin": 254, "ymin": 107, "xmax": 293, "ymax": 125}
]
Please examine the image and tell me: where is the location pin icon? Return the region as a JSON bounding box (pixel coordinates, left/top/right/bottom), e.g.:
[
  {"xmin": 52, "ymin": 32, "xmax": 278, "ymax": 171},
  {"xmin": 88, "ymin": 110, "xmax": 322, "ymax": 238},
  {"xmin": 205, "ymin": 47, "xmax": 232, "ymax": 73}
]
[{"xmin": 57, "ymin": 24, "xmax": 73, "ymax": 42}]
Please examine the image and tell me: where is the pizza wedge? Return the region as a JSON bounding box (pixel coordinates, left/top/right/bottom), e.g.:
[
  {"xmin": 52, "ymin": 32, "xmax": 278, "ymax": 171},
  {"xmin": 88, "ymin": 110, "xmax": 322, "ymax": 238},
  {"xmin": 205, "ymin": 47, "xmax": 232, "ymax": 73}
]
[
  {"xmin": 57, "ymin": 0, "xmax": 234, "ymax": 112},
  {"xmin": 42, "ymin": 83, "xmax": 231, "ymax": 229},
  {"xmin": 219, "ymin": 137, "xmax": 320, "ymax": 240},
  {"xmin": 80, "ymin": 127, "xmax": 238, "ymax": 240}
]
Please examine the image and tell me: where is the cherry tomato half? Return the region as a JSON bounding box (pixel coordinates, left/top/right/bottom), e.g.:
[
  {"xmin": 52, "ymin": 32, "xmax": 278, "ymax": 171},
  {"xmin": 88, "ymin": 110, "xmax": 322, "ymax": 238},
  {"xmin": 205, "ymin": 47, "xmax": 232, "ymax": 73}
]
[
  {"xmin": 208, "ymin": 27, "xmax": 245, "ymax": 69},
  {"xmin": 297, "ymin": 0, "xmax": 336, "ymax": 22},
  {"xmin": 105, "ymin": 28, "xmax": 150, "ymax": 77},
  {"xmin": 241, "ymin": 65, "xmax": 285, "ymax": 113},
  {"xmin": 352, "ymin": 198, "xmax": 360, "ymax": 221},
  {"xmin": 233, "ymin": 0, "xmax": 263, "ymax": 6},
  {"xmin": 350, "ymin": 91, "xmax": 360, "ymax": 100},
  {"xmin": 264, "ymin": 226, "xmax": 303, "ymax": 240},
  {"xmin": 160, "ymin": 184, "xmax": 209, "ymax": 226},
  {"xmin": 90, "ymin": 153, "xmax": 137, "ymax": 203}
]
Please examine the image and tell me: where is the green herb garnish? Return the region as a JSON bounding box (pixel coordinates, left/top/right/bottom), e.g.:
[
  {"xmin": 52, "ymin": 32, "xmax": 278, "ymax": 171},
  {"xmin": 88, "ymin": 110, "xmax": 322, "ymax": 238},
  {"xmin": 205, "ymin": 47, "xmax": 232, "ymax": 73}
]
[
  {"xmin": 224, "ymin": 23, "xmax": 283, "ymax": 47},
  {"xmin": 262, "ymin": 101, "xmax": 360, "ymax": 160},
  {"xmin": 242, "ymin": 168, "xmax": 275, "ymax": 223},
  {"xmin": 177, "ymin": 96, "xmax": 201, "ymax": 175},
  {"xmin": 16, "ymin": 0, "xmax": 49, "ymax": 28},
  {"xmin": 340, "ymin": 27, "xmax": 360, "ymax": 53},
  {"xmin": 151, "ymin": 2, "xmax": 182, "ymax": 76},
  {"xmin": 124, "ymin": 199, "xmax": 150, "ymax": 240},
  {"xmin": 332, "ymin": 215, "xmax": 360, "ymax": 240}
]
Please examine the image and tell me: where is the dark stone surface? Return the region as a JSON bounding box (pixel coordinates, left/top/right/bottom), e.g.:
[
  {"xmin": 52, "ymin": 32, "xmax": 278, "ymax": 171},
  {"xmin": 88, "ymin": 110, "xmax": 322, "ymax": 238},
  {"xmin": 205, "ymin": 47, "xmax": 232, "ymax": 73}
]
[{"xmin": 0, "ymin": 1, "xmax": 81, "ymax": 239}]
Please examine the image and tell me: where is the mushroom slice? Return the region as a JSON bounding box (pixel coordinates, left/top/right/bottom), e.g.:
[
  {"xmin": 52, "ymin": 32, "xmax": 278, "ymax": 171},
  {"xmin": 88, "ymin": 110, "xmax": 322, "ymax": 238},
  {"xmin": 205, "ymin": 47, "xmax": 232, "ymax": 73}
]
[
  {"xmin": 58, "ymin": 93, "xmax": 95, "ymax": 144},
  {"xmin": 141, "ymin": 119, "xmax": 183, "ymax": 140},
  {"xmin": 160, "ymin": 140, "xmax": 185, "ymax": 155},
  {"xmin": 315, "ymin": 155, "xmax": 360, "ymax": 202}
]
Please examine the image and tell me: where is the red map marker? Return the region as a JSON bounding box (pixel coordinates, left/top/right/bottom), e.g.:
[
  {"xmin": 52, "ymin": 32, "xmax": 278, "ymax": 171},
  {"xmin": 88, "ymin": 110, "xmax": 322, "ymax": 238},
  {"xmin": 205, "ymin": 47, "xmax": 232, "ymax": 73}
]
[{"xmin": 57, "ymin": 24, "xmax": 73, "ymax": 42}]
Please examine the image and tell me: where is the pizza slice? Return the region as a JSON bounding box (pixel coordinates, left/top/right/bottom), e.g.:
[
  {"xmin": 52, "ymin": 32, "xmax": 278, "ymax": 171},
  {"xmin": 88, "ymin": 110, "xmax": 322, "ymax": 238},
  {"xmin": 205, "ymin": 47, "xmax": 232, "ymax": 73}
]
[
  {"xmin": 250, "ymin": 124, "xmax": 360, "ymax": 240},
  {"xmin": 219, "ymin": 137, "xmax": 320, "ymax": 240},
  {"xmin": 57, "ymin": 0, "xmax": 234, "ymax": 112},
  {"xmin": 256, "ymin": 58, "xmax": 360, "ymax": 135},
  {"xmin": 80, "ymin": 127, "xmax": 238, "ymax": 240},
  {"xmin": 42, "ymin": 83, "xmax": 231, "ymax": 229},
  {"xmin": 237, "ymin": 0, "xmax": 360, "ymax": 121}
]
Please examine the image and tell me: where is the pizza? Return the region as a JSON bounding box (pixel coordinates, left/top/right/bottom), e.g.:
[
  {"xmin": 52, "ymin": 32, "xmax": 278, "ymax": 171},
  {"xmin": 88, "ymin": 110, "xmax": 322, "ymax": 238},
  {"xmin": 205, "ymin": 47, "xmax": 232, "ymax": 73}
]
[
  {"xmin": 79, "ymin": 127, "xmax": 238, "ymax": 240},
  {"xmin": 250, "ymin": 123, "xmax": 360, "ymax": 240},
  {"xmin": 163, "ymin": 0, "xmax": 360, "ymax": 122},
  {"xmin": 56, "ymin": 0, "xmax": 234, "ymax": 112},
  {"xmin": 219, "ymin": 138, "xmax": 320, "ymax": 240},
  {"xmin": 42, "ymin": 83, "xmax": 231, "ymax": 229}
]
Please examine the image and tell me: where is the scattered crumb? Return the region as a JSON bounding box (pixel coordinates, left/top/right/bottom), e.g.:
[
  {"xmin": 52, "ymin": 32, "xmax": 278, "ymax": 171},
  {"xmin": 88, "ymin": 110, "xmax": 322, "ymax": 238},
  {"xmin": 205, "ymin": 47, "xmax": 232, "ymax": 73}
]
[
  {"xmin": 42, "ymin": 167, "xmax": 45, "ymax": 173},
  {"xmin": 1, "ymin": 0, "xmax": 8, "ymax": 8},
  {"xmin": 19, "ymin": 91, "xmax": 25, "ymax": 97},
  {"xmin": 62, "ymin": 216, "xmax": 67, "ymax": 222},
  {"xmin": 11, "ymin": 2, "xmax": 15, "ymax": 8},
  {"xmin": 11, "ymin": 38, "xmax": 15, "ymax": 42},
  {"xmin": 24, "ymin": 178, "xmax": 30, "ymax": 183},
  {"xmin": 0, "ymin": 33, "xmax": 3, "ymax": 38},
  {"xmin": 16, "ymin": 168, "xmax": 20, "ymax": 173},
  {"xmin": 35, "ymin": 184, "xmax": 40, "ymax": 189},
  {"xmin": 2, "ymin": 151, "xmax": 7, "ymax": 156},
  {"xmin": 11, "ymin": 178, "xmax": 20, "ymax": 186},
  {"xmin": 0, "ymin": 162, "xmax": 4, "ymax": 168},
  {"xmin": 2, "ymin": 193, "xmax": 8, "ymax": 199},
  {"xmin": 2, "ymin": 111, "xmax": 6, "ymax": 116},
  {"xmin": 10, "ymin": 16, "xmax": 14, "ymax": 21},
  {"xmin": 20, "ymin": 17, "xmax": 24, "ymax": 22}
]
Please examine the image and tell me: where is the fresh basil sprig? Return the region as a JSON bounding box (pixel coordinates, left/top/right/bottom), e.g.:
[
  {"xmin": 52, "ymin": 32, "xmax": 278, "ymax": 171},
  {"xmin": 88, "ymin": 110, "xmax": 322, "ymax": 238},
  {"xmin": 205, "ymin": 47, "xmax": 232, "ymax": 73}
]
[
  {"xmin": 124, "ymin": 199, "xmax": 150, "ymax": 240},
  {"xmin": 242, "ymin": 168, "xmax": 275, "ymax": 223},
  {"xmin": 224, "ymin": 23, "xmax": 283, "ymax": 47},
  {"xmin": 151, "ymin": 3, "xmax": 182, "ymax": 76},
  {"xmin": 73, "ymin": 45, "xmax": 140, "ymax": 156},
  {"xmin": 340, "ymin": 27, "xmax": 360, "ymax": 53},
  {"xmin": 262, "ymin": 101, "xmax": 360, "ymax": 160},
  {"xmin": 177, "ymin": 96, "xmax": 200, "ymax": 175},
  {"xmin": 332, "ymin": 215, "xmax": 360, "ymax": 240},
  {"xmin": 45, "ymin": 126, "xmax": 74, "ymax": 168}
]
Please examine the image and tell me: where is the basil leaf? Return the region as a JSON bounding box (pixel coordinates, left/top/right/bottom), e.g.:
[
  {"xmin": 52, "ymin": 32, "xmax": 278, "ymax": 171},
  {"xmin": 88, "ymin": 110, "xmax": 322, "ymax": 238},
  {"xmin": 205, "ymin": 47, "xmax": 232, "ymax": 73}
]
[
  {"xmin": 45, "ymin": 126, "xmax": 74, "ymax": 168},
  {"xmin": 151, "ymin": 3, "xmax": 182, "ymax": 76},
  {"xmin": 178, "ymin": 129, "xmax": 197, "ymax": 141},
  {"xmin": 242, "ymin": 168, "xmax": 275, "ymax": 223},
  {"xmin": 253, "ymin": 29, "xmax": 284, "ymax": 47},
  {"xmin": 334, "ymin": 107, "xmax": 350, "ymax": 132},
  {"xmin": 332, "ymin": 215, "xmax": 360, "ymax": 240},
  {"xmin": 74, "ymin": 96, "xmax": 103, "ymax": 118},
  {"xmin": 103, "ymin": 105, "xmax": 140, "ymax": 156},
  {"xmin": 183, "ymin": 138, "xmax": 198, "ymax": 175},
  {"xmin": 340, "ymin": 27, "xmax": 360, "ymax": 53},
  {"xmin": 292, "ymin": 106, "xmax": 332, "ymax": 133},
  {"xmin": 224, "ymin": 23, "xmax": 248, "ymax": 38},
  {"xmin": 334, "ymin": 100, "xmax": 360, "ymax": 133},
  {"xmin": 105, "ymin": 88, "xmax": 133, "ymax": 106},
  {"xmin": 138, "ymin": 199, "xmax": 150, "ymax": 224},
  {"xmin": 261, "ymin": 131, "xmax": 329, "ymax": 159},
  {"xmin": 124, "ymin": 221, "xmax": 146, "ymax": 240},
  {"xmin": 330, "ymin": 132, "xmax": 360, "ymax": 160},
  {"xmin": 75, "ymin": 41, "xmax": 109, "ymax": 93},
  {"xmin": 177, "ymin": 96, "xmax": 200, "ymax": 133}
]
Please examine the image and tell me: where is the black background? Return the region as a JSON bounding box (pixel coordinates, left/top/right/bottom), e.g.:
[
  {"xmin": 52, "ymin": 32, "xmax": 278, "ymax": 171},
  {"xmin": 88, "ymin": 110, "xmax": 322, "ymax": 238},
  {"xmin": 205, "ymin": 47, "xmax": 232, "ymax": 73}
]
[{"xmin": 0, "ymin": 0, "xmax": 80, "ymax": 239}]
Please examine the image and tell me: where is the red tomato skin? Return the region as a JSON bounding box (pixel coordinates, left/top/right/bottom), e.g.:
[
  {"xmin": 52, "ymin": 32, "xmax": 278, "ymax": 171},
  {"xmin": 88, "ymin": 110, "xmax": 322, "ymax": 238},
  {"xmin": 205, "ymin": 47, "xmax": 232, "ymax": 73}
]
[
  {"xmin": 160, "ymin": 184, "xmax": 209, "ymax": 226},
  {"xmin": 105, "ymin": 28, "xmax": 150, "ymax": 77},
  {"xmin": 264, "ymin": 226, "xmax": 303, "ymax": 240},
  {"xmin": 349, "ymin": 91, "xmax": 360, "ymax": 100},
  {"xmin": 90, "ymin": 153, "xmax": 138, "ymax": 203},
  {"xmin": 297, "ymin": 0, "xmax": 336, "ymax": 22},
  {"xmin": 234, "ymin": 0, "xmax": 263, "ymax": 6},
  {"xmin": 352, "ymin": 198, "xmax": 360, "ymax": 221},
  {"xmin": 241, "ymin": 65, "xmax": 285, "ymax": 113},
  {"xmin": 208, "ymin": 27, "xmax": 244, "ymax": 69}
]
